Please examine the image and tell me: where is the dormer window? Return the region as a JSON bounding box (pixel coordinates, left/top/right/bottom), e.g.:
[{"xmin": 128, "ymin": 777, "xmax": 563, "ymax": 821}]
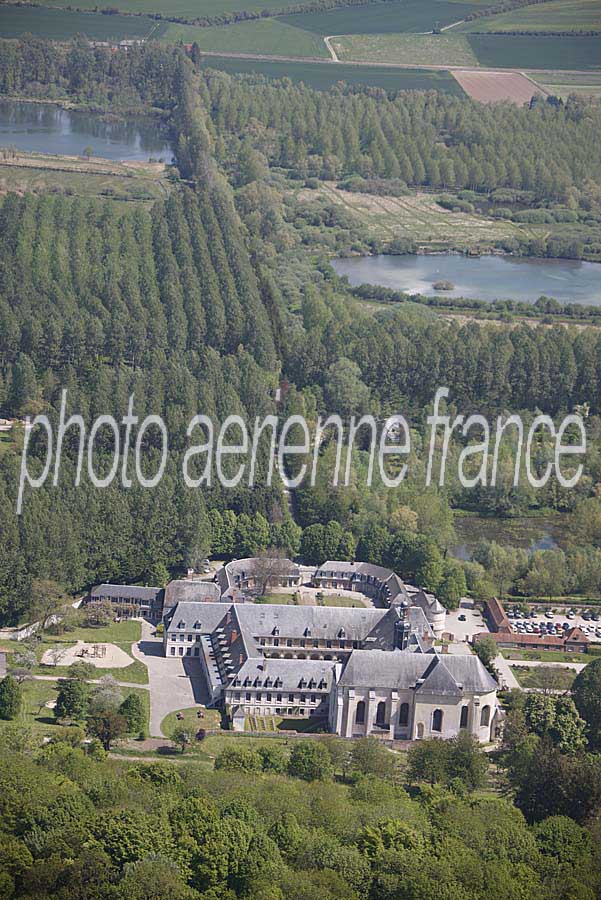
[
  {"xmin": 273, "ymin": 626, "xmax": 280, "ymax": 636},
  {"xmin": 274, "ymin": 677, "xmax": 283, "ymax": 689},
  {"xmin": 264, "ymin": 677, "xmax": 272, "ymax": 688},
  {"xmin": 318, "ymin": 679, "xmax": 327, "ymax": 689},
  {"xmin": 308, "ymin": 678, "xmax": 316, "ymax": 689},
  {"xmin": 177, "ymin": 620, "xmax": 185, "ymax": 629},
  {"xmin": 338, "ymin": 628, "xmax": 345, "ymax": 639},
  {"xmin": 304, "ymin": 627, "xmax": 311, "ymax": 637},
  {"xmin": 299, "ymin": 678, "xmax": 306, "ymax": 689},
  {"xmin": 194, "ymin": 621, "xmax": 201, "ymax": 629}
]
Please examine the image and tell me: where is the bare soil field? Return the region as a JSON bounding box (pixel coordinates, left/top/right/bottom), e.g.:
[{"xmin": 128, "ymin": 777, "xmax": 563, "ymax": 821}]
[{"xmin": 452, "ymin": 69, "xmax": 544, "ymax": 102}]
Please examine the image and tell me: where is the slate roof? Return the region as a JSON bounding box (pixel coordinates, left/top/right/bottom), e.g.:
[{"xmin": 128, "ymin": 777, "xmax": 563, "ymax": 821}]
[
  {"xmin": 91, "ymin": 584, "xmax": 161, "ymax": 602},
  {"xmin": 337, "ymin": 649, "xmax": 497, "ymax": 694},
  {"xmin": 229, "ymin": 657, "xmax": 338, "ymax": 692},
  {"xmin": 164, "ymin": 602, "xmax": 231, "ymax": 634},
  {"xmin": 164, "ymin": 579, "xmax": 221, "ymax": 608},
  {"xmin": 235, "ymin": 603, "xmax": 393, "ymax": 644}
]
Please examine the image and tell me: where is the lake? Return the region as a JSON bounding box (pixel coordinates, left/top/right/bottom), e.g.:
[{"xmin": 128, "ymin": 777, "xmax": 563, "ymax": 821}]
[
  {"xmin": 0, "ymin": 100, "xmax": 172, "ymax": 162},
  {"xmin": 332, "ymin": 254, "xmax": 601, "ymax": 305}
]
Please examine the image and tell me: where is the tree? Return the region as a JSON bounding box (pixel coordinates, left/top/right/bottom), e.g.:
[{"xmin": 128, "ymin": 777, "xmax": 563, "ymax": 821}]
[
  {"xmin": 288, "ymin": 741, "xmax": 333, "ymax": 782},
  {"xmin": 572, "ymin": 658, "xmax": 601, "ymax": 749},
  {"xmin": 349, "ymin": 737, "xmax": 396, "ymax": 780},
  {"xmin": 437, "ymin": 559, "xmax": 466, "ymax": 610},
  {"xmin": 214, "ymin": 746, "xmax": 262, "ymax": 772},
  {"xmin": 171, "ymin": 724, "xmax": 193, "ymax": 754},
  {"xmin": 89, "ymin": 676, "xmax": 123, "ymax": 714},
  {"xmin": 83, "ymin": 146, "xmax": 93, "ymax": 160},
  {"xmin": 55, "ymin": 676, "xmax": 90, "ymax": 722},
  {"xmin": 0, "ymin": 675, "xmax": 21, "ymax": 720},
  {"xmin": 87, "ymin": 710, "xmax": 127, "ymax": 750},
  {"xmin": 47, "ymin": 646, "xmax": 68, "ymax": 667},
  {"xmin": 473, "ymin": 634, "xmax": 498, "ymax": 676},
  {"xmin": 119, "ymin": 693, "xmax": 146, "ymax": 735},
  {"xmin": 30, "ymin": 580, "xmax": 66, "ymax": 629},
  {"xmin": 252, "ymin": 550, "xmax": 294, "ymax": 597}
]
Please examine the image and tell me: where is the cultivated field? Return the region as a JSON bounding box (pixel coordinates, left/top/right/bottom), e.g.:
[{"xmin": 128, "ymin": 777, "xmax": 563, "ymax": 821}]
[
  {"xmin": 37, "ymin": 0, "xmax": 315, "ymax": 13},
  {"xmin": 334, "ymin": 33, "xmax": 480, "ymax": 65},
  {"xmin": 452, "ymin": 69, "xmax": 543, "ymax": 103},
  {"xmin": 533, "ymin": 71, "xmax": 601, "ymax": 97},
  {"xmin": 278, "ymin": 0, "xmax": 490, "ymax": 35},
  {"xmin": 0, "ymin": 151, "xmax": 169, "ymax": 202},
  {"xmin": 198, "ymin": 55, "xmax": 465, "ymax": 93},
  {"xmin": 164, "ymin": 18, "xmax": 329, "ymax": 56},
  {"xmin": 456, "ymin": 0, "xmax": 601, "ymax": 32},
  {"xmin": 0, "ymin": 5, "xmax": 166, "ymax": 39},
  {"xmin": 466, "ymin": 33, "xmax": 601, "ymax": 69},
  {"xmin": 297, "ymin": 182, "xmax": 542, "ymax": 249}
]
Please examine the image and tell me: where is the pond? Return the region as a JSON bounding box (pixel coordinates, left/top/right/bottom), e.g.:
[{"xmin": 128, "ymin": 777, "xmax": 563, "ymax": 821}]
[
  {"xmin": 0, "ymin": 100, "xmax": 172, "ymax": 162},
  {"xmin": 451, "ymin": 514, "xmax": 568, "ymax": 561},
  {"xmin": 332, "ymin": 253, "xmax": 601, "ymax": 305}
]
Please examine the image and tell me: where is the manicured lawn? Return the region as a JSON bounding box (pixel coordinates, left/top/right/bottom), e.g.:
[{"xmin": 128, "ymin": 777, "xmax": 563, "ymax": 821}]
[
  {"xmin": 501, "ymin": 648, "xmax": 586, "ymax": 662},
  {"xmin": 164, "ymin": 19, "xmax": 329, "ymax": 57},
  {"xmin": 0, "ymin": 5, "xmax": 166, "ymax": 40},
  {"xmin": 335, "ymin": 34, "xmax": 479, "ymax": 66},
  {"xmin": 161, "ymin": 705, "xmax": 222, "ymax": 738},
  {"xmin": 246, "ymin": 714, "xmax": 328, "ymax": 733},
  {"xmin": 45, "ymin": 620, "xmax": 141, "ymax": 645},
  {"xmin": 322, "ymin": 594, "xmax": 368, "ymax": 607},
  {"xmin": 256, "ymin": 593, "xmax": 298, "ymax": 604},
  {"xmin": 510, "ymin": 665, "xmax": 576, "ymax": 690},
  {"xmin": 457, "ymin": 0, "xmax": 601, "ymax": 32},
  {"xmin": 199, "ymin": 56, "xmax": 465, "ymax": 94},
  {"xmin": 0, "ymin": 679, "xmax": 59, "ymax": 739},
  {"xmin": 33, "ymin": 657, "xmax": 149, "ymax": 685}
]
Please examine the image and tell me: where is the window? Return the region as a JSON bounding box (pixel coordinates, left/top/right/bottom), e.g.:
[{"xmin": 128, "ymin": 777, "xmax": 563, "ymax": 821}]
[
  {"xmin": 300, "ymin": 639, "xmax": 305, "ymax": 648},
  {"xmin": 170, "ymin": 647, "xmax": 175, "ymax": 656},
  {"xmin": 355, "ymin": 700, "xmax": 365, "ymax": 725},
  {"xmin": 311, "ymin": 694, "xmax": 316, "ymax": 704},
  {"xmin": 313, "ymin": 639, "xmax": 319, "ymax": 648},
  {"xmin": 300, "ymin": 694, "xmax": 306, "ymax": 704},
  {"xmin": 288, "ymin": 693, "xmax": 294, "ymax": 703},
  {"xmin": 276, "ymin": 694, "xmax": 282, "ymax": 702},
  {"xmin": 460, "ymin": 705, "xmax": 469, "ymax": 728},
  {"xmin": 399, "ymin": 702, "xmax": 409, "ymax": 726},
  {"xmin": 286, "ymin": 639, "xmax": 292, "ymax": 647},
  {"xmin": 432, "ymin": 709, "xmax": 443, "ymax": 733},
  {"xmin": 376, "ymin": 701, "xmax": 386, "ymax": 727},
  {"xmin": 187, "ymin": 634, "xmax": 192, "ymax": 641},
  {"xmin": 266, "ymin": 693, "xmax": 272, "ymax": 702},
  {"xmin": 256, "ymin": 693, "xmax": 262, "ymax": 701},
  {"xmin": 178, "ymin": 647, "xmax": 183, "ymax": 656},
  {"xmin": 480, "ymin": 705, "xmax": 491, "ymax": 727},
  {"xmin": 274, "ymin": 638, "xmax": 279, "ymax": 647}
]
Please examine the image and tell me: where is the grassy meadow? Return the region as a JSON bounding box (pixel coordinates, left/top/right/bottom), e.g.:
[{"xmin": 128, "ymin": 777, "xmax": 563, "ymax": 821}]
[
  {"xmin": 456, "ymin": 0, "xmax": 601, "ymax": 32},
  {"xmin": 0, "ymin": 5, "xmax": 166, "ymax": 40}
]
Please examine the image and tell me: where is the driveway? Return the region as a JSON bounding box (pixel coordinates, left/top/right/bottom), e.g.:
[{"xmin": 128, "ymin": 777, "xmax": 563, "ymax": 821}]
[{"xmin": 132, "ymin": 620, "xmax": 209, "ymax": 737}]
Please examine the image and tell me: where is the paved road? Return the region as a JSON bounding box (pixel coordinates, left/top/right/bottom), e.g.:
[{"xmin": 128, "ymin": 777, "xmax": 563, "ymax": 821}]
[
  {"xmin": 494, "ymin": 655, "xmax": 521, "ymax": 690},
  {"xmin": 132, "ymin": 620, "xmax": 208, "ymax": 738}
]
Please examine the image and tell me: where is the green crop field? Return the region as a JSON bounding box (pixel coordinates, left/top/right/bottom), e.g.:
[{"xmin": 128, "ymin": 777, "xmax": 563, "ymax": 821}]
[
  {"xmin": 334, "ymin": 33, "xmax": 479, "ymax": 65},
  {"xmin": 467, "ymin": 33, "xmax": 601, "ymax": 68},
  {"xmin": 278, "ymin": 0, "xmax": 489, "ymax": 36},
  {"xmin": 164, "ymin": 18, "xmax": 329, "ymax": 56},
  {"xmin": 0, "ymin": 5, "xmax": 167, "ymax": 40},
  {"xmin": 534, "ymin": 71, "xmax": 601, "ymax": 97},
  {"xmin": 35, "ymin": 0, "xmax": 311, "ymax": 14},
  {"xmin": 456, "ymin": 0, "xmax": 601, "ymax": 32},
  {"xmin": 199, "ymin": 55, "xmax": 465, "ymax": 91}
]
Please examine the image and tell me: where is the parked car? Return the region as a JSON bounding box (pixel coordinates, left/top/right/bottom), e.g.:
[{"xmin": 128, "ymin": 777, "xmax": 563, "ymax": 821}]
[
  {"xmin": 458, "ymin": 614, "xmax": 466, "ymax": 621},
  {"xmin": 545, "ymin": 611, "xmax": 554, "ymax": 618}
]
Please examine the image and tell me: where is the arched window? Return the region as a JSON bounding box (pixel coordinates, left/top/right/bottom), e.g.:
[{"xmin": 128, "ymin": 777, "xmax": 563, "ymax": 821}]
[
  {"xmin": 432, "ymin": 709, "xmax": 443, "ymax": 733},
  {"xmin": 355, "ymin": 700, "xmax": 365, "ymax": 725},
  {"xmin": 460, "ymin": 705, "xmax": 469, "ymax": 728},
  {"xmin": 399, "ymin": 702, "xmax": 409, "ymax": 726},
  {"xmin": 480, "ymin": 705, "xmax": 490, "ymax": 727},
  {"xmin": 376, "ymin": 701, "xmax": 387, "ymax": 726}
]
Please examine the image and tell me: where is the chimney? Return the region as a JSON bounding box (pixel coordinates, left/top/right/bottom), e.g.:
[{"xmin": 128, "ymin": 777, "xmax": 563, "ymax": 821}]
[
  {"xmin": 230, "ymin": 629, "xmax": 238, "ymax": 645},
  {"xmin": 238, "ymin": 652, "xmax": 244, "ymax": 666}
]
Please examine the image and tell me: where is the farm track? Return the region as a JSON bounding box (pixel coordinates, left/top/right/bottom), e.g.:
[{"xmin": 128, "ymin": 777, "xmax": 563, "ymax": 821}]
[{"xmin": 196, "ymin": 48, "xmax": 597, "ymax": 77}]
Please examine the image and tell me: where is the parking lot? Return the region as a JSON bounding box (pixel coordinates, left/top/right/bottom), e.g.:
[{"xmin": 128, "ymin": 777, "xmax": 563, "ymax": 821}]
[{"xmin": 505, "ymin": 605, "xmax": 601, "ymax": 643}]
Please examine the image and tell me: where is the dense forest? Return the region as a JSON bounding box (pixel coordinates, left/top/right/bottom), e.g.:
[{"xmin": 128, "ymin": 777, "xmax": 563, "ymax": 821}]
[
  {"xmin": 1, "ymin": 40, "xmax": 601, "ymax": 626},
  {"xmin": 1, "ymin": 670, "xmax": 601, "ymax": 899}
]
